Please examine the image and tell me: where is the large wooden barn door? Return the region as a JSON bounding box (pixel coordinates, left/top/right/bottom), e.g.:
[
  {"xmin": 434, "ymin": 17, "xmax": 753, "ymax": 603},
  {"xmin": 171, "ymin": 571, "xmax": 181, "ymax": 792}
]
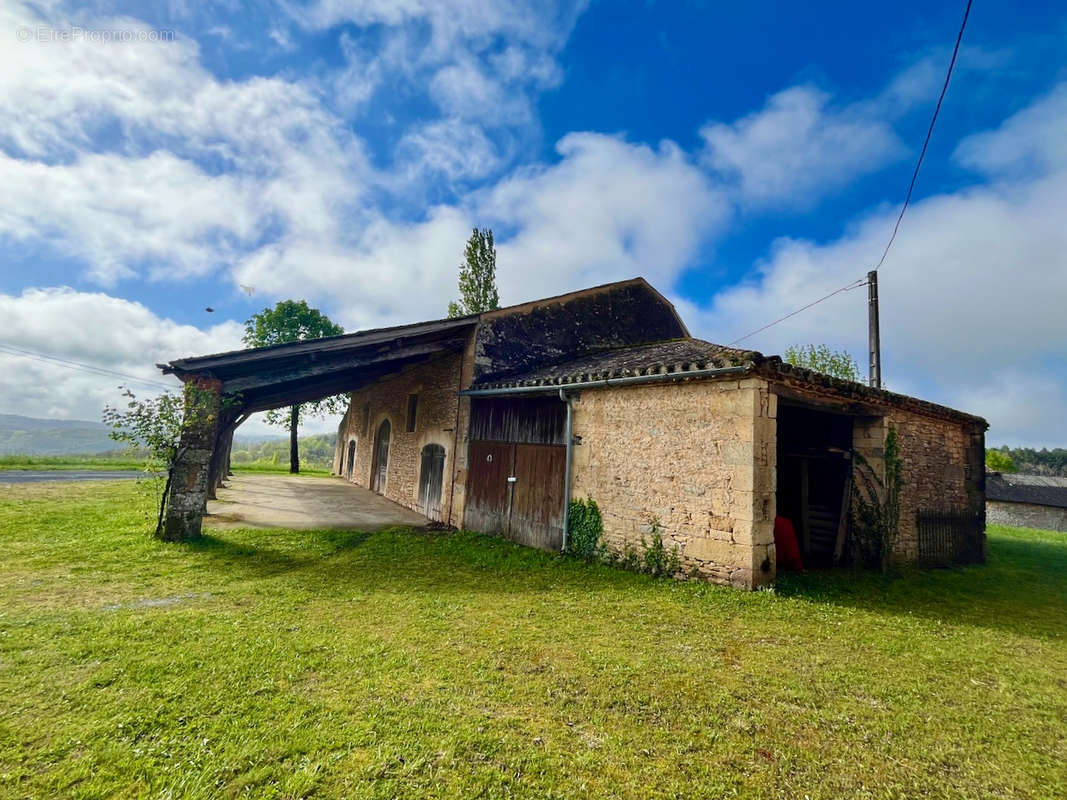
[
  {"xmin": 371, "ymin": 420, "xmax": 390, "ymax": 493},
  {"xmin": 417, "ymin": 444, "xmax": 446, "ymax": 521},
  {"xmin": 511, "ymin": 443, "xmax": 566, "ymax": 550},
  {"xmin": 465, "ymin": 398, "xmax": 567, "ymax": 551},
  {"xmin": 466, "ymin": 441, "xmax": 513, "ymax": 534}
]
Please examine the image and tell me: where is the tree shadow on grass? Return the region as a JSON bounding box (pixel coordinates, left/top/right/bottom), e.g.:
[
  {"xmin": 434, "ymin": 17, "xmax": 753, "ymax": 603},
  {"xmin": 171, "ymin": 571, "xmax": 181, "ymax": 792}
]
[
  {"xmin": 775, "ymin": 535, "xmax": 1067, "ymax": 640},
  {"xmin": 179, "ymin": 526, "xmax": 599, "ymax": 597},
  {"xmin": 184, "ymin": 530, "xmax": 373, "ymax": 580}
]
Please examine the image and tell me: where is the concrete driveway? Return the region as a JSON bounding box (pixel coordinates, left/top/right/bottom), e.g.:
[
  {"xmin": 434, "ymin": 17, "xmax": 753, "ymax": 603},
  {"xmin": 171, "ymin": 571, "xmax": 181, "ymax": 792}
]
[{"xmin": 206, "ymin": 473, "xmax": 429, "ymax": 531}]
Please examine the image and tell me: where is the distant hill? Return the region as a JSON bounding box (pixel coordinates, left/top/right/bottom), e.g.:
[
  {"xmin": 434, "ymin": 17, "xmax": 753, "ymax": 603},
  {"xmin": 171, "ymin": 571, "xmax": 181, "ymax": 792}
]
[
  {"xmin": 0, "ymin": 413, "xmax": 335, "ymax": 467},
  {"xmin": 0, "ymin": 414, "xmax": 116, "ymax": 455}
]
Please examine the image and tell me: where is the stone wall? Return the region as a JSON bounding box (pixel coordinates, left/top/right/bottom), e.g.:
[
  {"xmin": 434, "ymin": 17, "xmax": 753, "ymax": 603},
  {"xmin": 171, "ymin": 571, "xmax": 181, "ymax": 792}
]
[
  {"xmin": 987, "ymin": 500, "xmax": 1067, "ymax": 532},
  {"xmin": 769, "ymin": 376, "xmax": 984, "ymax": 564},
  {"xmin": 337, "ymin": 351, "xmax": 467, "ymax": 523},
  {"xmin": 569, "ymin": 376, "xmax": 776, "ymax": 589}
]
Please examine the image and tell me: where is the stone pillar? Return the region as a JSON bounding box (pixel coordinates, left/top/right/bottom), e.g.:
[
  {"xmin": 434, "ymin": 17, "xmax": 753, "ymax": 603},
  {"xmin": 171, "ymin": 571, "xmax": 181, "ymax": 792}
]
[{"xmin": 161, "ymin": 378, "xmax": 222, "ymax": 542}]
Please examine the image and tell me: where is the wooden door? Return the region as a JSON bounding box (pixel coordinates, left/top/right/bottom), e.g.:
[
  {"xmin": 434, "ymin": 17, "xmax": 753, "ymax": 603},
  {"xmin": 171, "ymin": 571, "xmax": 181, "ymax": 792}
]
[
  {"xmin": 418, "ymin": 444, "xmax": 446, "ymax": 521},
  {"xmin": 345, "ymin": 440, "xmax": 355, "ymax": 481},
  {"xmin": 371, "ymin": 420, "xmax": 390, "ymax": 493},
  {"xmin": 510, "ymin": 443, "xmax": 567, "ymax": 551},
  {"xmin": 465, "ymin": 441, "xmax": 514, "ymax": 535}
]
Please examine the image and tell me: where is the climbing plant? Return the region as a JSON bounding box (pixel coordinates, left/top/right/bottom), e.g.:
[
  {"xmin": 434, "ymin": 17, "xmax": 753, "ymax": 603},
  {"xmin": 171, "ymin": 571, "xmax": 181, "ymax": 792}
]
[
  {"xmin": 566, "ymin": 497, "xmax": 603, "ymax": 561},
  {"xmin": 850, "ymin": 426, "xmax": 904, "ymax": 571}
]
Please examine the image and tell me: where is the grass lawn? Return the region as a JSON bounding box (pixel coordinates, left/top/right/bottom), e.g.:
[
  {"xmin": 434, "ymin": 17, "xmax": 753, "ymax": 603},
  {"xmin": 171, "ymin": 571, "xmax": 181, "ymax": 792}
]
[
  {"xmin": 0, "ymin": 455, "xmax": 144, "ymax": 471},
  {"xmin": 1, "ymin": 482, "xmax": 1065, "ymax": 799},
  {"xmin": 0, "ymin": 455, "xmax": 330, "ymax": 476}
]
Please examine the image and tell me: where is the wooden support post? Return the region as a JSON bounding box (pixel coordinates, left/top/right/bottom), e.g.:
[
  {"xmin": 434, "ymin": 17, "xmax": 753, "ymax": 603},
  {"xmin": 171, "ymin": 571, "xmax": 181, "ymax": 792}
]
[
  {"xmin": 833, "ymin": 457, "xmax": 853, "ymax": 565},
  {"xmin": 799, "ymin": 458, "xmax": 810, "ymax": 556}
]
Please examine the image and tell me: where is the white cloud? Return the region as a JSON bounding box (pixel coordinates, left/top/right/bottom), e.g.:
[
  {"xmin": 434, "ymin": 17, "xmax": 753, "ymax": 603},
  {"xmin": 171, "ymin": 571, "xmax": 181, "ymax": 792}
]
[
  {"xmin": 953, "ymin": 84, "xmax": 1067, "ymax": 177},
  {"xmin": 699, "ymin": 85, "xmax": 905, "ymax": 209},
  {"xmin": 0, "ymin": 287, "xmax": 238, "ymax": 420},
  {"xmin": 485, "ymin": 133, "xmax": 730, "ymax": 302},
  {"xmin": 0, "ymin": 152, "xmax": 261, "ymax": 284},
  {"xmin": 690, "ymin": 83, "xmax": 1067, "ymax": 446},
  {"xmin": 0, "ymin": 287, "xmax": 339, "ymax": 436}
]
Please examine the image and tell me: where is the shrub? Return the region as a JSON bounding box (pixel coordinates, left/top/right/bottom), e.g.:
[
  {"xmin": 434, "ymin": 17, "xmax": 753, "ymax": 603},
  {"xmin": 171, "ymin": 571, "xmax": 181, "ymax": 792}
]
[
  {"xmin": 641, "ymin": 517, "xmax": 681, "ymax": 577},
  {"xmin": 566, "ymin": 497, "xmax": 603, "ymax": 561}
]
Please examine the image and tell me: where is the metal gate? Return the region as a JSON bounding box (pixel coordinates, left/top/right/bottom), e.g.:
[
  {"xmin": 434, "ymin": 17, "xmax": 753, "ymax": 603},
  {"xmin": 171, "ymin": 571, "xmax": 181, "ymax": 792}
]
[
  {"xmin": 417, "ymin": 444, "xmax": 446, "ymax": 521},
  {"xmin": 465, "ymin": 397, "xmax": 567, "ymax": 551}
]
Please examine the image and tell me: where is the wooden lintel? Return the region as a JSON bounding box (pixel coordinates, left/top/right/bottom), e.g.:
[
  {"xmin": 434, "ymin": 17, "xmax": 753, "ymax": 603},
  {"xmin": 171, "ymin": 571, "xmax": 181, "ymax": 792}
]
[{"xmin": 769, "ymin": 382, "xmax": 882, "ymax": 417}]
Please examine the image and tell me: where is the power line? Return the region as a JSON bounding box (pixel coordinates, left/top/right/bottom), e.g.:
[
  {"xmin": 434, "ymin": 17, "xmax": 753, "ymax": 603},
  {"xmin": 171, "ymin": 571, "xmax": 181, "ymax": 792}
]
[
  {"xmin": 728, "ymin": 277, "xmax": 868, "ymax": 346},
  {"xmin": 0, "ymin": 344, "xmax": 174, "ymax": 390},
  {"xmin": 726, "ymin": 0, "xmax": 973, "ymax": 347},
  {"xmin": 874, "ymin": 0, "xmax": 973, "ymax": 270}
]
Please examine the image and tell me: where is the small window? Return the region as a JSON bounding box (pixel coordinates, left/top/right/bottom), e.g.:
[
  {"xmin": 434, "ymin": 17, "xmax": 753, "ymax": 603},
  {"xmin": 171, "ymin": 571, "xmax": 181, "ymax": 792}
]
[
  {"xmin": 406, "ymin": 394, "xmax": 419, "ymax": 432},
  {"xmin": 362, "ymin": 402, "xmax": 370, "ymax": 436}
]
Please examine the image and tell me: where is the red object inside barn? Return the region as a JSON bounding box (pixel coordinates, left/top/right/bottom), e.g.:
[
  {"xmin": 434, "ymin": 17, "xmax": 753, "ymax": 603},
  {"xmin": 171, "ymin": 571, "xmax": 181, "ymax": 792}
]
[{"xmin": 774, "ymin": 516, "xmax": 804, "ymax": 571}]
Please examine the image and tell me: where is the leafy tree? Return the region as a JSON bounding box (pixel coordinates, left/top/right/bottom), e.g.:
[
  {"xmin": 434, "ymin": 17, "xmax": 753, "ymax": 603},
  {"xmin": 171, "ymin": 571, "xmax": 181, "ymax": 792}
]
[
  {"xmin": 783, "ymin": 344, "xmax": 861, "ymax": 382},
  {"xmin": 447, "ymin": 228, "xmax": 500, "ymax": 317},
  {"xmin": 985, "ymin": 448, "xmax": 1017, "ymax": 473},
  {"xmin": 243, "ymin": 300, "xmax": 344, "ymax": 473},
  {"xmin": 103, "ymin": 384, "xmax": 210, "ymax": 537}
]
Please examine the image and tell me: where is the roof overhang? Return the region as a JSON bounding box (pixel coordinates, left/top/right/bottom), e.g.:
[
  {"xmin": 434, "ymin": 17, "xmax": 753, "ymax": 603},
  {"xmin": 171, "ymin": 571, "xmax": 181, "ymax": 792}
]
[{"xmin": 159, "ymin": 317, "xmax": 476, "ymax": 414}]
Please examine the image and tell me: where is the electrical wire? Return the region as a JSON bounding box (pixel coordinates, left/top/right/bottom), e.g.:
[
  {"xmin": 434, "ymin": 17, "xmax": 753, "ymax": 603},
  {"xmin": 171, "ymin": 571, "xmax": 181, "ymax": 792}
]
[
  {"xmin": 728, "ymin": 277, "xmax": 868, "ymax": 346},
  {"xmin": 726, "ymin": 0, "xmax": 973, "ymax": 346},
  {"xmin": 874, "ymin": 0, "xmax": 973, "ymax": 270},
  {"xmin": 0, "ymin": 343, "xmax": 174, "ymax": 390}
]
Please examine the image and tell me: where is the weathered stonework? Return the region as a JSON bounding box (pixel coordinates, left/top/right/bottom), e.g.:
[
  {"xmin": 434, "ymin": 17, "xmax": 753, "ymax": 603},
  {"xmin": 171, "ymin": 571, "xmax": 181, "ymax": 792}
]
[
  {"xmin": 569, "ymin": 377, "xmax": 777, "ymax": 589},
  {"xmin": 161, "ymin": 378, "xmax": 222, "ymax": 541},
  {"xmin": 769, "ymin": 376, "xmax": 985, "ymax": 563},
  {"xmin": 337, "ymin": 351, "xmax": 469, "ymax": 524},
  {"xmin": 987, "ymin": 500, "xmax": 1067, "ymax": 532}
]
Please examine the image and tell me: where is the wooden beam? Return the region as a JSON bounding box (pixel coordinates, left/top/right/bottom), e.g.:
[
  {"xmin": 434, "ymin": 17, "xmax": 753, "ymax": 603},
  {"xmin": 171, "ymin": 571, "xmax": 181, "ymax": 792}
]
[
  {"xmin": 220, "ymin": 339, "xmax": 465, "ymax": 394},
  {"xmin": 800, "ymin": 458, "xmax": 810, "ymax": 555},
  {"xmin": 833, "ymin": 459, "xmax": 853, "ymax": 565},
  {"xmin": 769, "ymin": 382, "xmax": 881, "ymax": 417}
]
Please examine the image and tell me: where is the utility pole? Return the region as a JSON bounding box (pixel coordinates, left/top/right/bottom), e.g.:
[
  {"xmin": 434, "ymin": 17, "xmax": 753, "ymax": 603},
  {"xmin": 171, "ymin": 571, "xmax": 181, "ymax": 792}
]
[{"xmin": 867, "ymin": 269, "xmax": 881, "ymax": 389}]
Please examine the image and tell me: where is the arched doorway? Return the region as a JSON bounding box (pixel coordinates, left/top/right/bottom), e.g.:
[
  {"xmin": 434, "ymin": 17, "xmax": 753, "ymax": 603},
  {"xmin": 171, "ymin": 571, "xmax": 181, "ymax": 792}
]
[
  {"xmin": 418, "ymin": 444, "xmax": 446, "ymax": 521},
  {"xmin": 345, "ymin": 440, "xmax": 356, "ymax": 481},
  {"xmin": 371, "ymin": 420, "xmax": 390, "ymax": 493}
]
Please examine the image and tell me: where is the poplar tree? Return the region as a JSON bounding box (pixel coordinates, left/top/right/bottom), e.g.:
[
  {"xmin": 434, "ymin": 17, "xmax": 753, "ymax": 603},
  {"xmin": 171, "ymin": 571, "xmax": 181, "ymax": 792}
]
[{"xmin": 447, "ymin": 228, "xmax": 500, "ymax": 317}]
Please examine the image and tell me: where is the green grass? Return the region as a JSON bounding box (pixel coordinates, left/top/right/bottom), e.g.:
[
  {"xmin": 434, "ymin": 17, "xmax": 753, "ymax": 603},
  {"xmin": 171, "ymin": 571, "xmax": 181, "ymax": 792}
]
[
  {"xmin": 230, "ymin": 461, "xmax": 332, "ymax": 476},
  {"xmin": 0, "ymin": 454, "xmax": 331, "ymax": 476},
  {"xmin": 0, "ymin": 454, "xmax": 143, "ymax": 471},
  {"xmin": 1, "ymin": 482, "xmax": 1065, "ymax": 799}
]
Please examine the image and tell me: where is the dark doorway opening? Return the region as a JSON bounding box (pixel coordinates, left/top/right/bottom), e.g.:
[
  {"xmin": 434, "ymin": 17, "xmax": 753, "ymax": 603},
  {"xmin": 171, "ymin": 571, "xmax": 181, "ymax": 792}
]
[
  {"xmin": 345, "ymin": 440, "xmax": 356, "ymax": 481},
  {"xmin": 418, "ymin": 444, "xmax": 446, "ymax": 521},
  {"xmin": 371, "ymin": 420, "xmax": 390, "ymax": 494},
  {"xmin": 776, "ymin": 403, "xmax": 854, "ymax": 567}
]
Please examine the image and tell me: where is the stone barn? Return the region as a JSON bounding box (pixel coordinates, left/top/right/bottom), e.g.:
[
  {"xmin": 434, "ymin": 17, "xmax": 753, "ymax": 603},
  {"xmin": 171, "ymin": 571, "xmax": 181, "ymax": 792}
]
[
  {"xmin": 161, "ymin": 277, "xmax": 987, "ymax": 589},
  {"xmin": 986, "ymin": 472, "xmax": 1067, "ymax": 532}
]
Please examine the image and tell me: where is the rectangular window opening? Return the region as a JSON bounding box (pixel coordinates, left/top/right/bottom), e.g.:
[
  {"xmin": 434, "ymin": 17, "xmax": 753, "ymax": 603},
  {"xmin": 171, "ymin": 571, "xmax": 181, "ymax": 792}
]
[{"xmin": 406, "ymin": 394, "xmax": 419, "ymax": 432}]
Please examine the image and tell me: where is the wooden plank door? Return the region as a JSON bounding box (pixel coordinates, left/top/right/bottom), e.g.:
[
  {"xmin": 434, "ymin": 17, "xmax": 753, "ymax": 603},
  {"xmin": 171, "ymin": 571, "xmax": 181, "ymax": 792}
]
[
  {"xmin": 371, "ymin": 420, "xmax": 390, "ymax": 493},
  {"xmin": 465, "ymin": 441, "xmax": 514, "ymax": 535},
  {"xmin": 510, "ymin": 443, "xmax": 567, "ymax": 551},
  {"xmin": 417, "ymin": 444, "xmax": 446, "ymax": 521}
]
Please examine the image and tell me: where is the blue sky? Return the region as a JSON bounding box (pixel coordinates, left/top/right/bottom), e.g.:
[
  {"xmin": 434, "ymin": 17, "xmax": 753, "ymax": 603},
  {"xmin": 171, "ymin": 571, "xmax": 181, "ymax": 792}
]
[{"xmin": 1, "ymin": 0, "xmax": 1066, "ymax": 445}]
